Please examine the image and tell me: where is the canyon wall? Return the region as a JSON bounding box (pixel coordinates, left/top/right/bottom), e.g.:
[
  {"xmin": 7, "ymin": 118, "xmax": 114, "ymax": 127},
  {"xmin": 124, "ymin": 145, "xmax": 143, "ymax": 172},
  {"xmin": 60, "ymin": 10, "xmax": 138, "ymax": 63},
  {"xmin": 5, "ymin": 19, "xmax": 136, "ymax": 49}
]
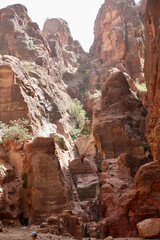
[
  {"xmin": 90, "ymin": 0, "xmax": 145, "ymax": 80},
  {"xmin": 145, "ymin": 0, "xmax": 160, "ymax": 161},
  {"xmin": 1, "ymin": 1, "xmax": 159, "ymax": 239}
]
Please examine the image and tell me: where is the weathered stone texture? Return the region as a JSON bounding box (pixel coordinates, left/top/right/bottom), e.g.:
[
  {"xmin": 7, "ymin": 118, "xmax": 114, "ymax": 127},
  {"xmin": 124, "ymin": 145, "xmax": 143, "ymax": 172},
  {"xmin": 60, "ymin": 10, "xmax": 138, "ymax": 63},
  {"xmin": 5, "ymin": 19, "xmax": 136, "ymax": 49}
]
[
  {"xmin": 90, "ymin": 0, "xmax": 145, "ymax": 79},
  {"xmin": 145, "ymin": 0, "xmax": 160, "ymax": 161}
]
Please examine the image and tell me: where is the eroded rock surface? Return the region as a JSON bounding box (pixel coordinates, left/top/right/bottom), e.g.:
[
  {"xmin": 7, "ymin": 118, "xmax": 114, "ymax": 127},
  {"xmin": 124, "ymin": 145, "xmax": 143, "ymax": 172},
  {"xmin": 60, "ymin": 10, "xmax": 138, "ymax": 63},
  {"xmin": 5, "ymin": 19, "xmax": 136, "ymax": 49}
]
[
  {"xmin": 0, "ymin": 145, "xmax": 21, "ymax": 224},
  {"xmin": 0, "ymin": 1, "xmax": 157, "ymax": 239},
  {"xmin": 145, "ymin": 0, "xmax": 160, "ymax": 161},
  {"xmin": 92, "ymin": 68, "xmax": 147, "ymax": 160},
  {"xmin": 137, "ymin": 218, "xmax": 160, "ymax": 238},
  {"xmin": 90, "ymin": 0, "xmax": 145, "ymax": 79}
]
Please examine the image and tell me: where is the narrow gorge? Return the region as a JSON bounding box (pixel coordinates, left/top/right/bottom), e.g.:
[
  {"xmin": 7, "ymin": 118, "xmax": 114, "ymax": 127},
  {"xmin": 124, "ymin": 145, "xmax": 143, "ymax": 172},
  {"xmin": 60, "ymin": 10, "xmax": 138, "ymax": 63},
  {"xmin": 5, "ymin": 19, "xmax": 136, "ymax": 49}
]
[{"xmin": 1, "ymin": 0, "xmax": 160, "ymax": 239}]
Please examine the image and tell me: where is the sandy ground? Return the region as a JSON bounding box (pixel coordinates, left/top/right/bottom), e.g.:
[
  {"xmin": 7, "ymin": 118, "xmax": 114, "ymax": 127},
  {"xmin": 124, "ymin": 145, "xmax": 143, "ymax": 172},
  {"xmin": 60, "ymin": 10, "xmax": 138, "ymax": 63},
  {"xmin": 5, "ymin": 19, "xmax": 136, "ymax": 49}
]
[
  {"xmin": 0, "ymin": 226, "xmax": 75, "ymax": 240},
  {"xmin": 0, "ymin": 227, "xmax": 160, "ymax": 240}
]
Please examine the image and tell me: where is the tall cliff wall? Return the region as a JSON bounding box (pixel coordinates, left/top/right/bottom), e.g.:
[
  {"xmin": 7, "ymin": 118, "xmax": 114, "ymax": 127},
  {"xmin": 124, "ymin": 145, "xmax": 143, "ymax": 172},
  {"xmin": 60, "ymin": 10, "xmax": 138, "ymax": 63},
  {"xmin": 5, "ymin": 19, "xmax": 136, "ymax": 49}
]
[
  {"xmin": 90, "ymin": 0, "xmax": 145, "ymax": 80},
  {"xmin": 145, "ymin": 0, "xmax": 160, "ymax": 161}
]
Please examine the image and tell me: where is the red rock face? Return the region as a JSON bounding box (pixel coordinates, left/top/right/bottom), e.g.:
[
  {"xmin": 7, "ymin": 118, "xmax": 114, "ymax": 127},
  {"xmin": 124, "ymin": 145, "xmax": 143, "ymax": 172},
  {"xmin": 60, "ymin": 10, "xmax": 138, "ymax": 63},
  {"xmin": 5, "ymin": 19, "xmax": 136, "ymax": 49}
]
[
  {"xmin": 138, "ymin": 0, "xmax": 147, "ymax": 22},
  {"xmin": 0, "ymin": 145, "xmax": 21, "ymax": 224},
  {"xmin": 92, "ymin": 68, "xmax": 147, "ymax": 159},
  {"xmin": 0, "ymin": 1, "xmax": 158, "ymax": 238},
  {"xmin": 0, "ymin": 55, "xmax": 68, "ymax": 135},
  {"xmin": 23, "ymin": 137, "xmax": 68, "ymax": 224},
  {"xmin": 145, "ymin": 0, "xmax": 160, "ymax": 161},
  {"xmin": 99, "ymin": 154, "xmax": 152, "ymax": 237},
  {"xmin": 90, "ymin": 0, "xmax": 145, "ymax": 79},
  {"xmin": 0, "ymin": 4, "xmax": 88, "ymax": 139}
]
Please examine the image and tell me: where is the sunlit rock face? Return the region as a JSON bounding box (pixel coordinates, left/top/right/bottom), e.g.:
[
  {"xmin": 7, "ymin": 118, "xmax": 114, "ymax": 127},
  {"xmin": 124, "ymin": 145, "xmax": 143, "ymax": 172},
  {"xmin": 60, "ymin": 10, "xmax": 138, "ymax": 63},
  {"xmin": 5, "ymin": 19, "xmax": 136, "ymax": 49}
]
[
  {"xmin": 90, "ymin": 0, "xmax": 145, "ymax": 80},
  {"xmin": 145, "ymin": 0, "xmax": 160, "ymax": 161},
  {"xmin": 0, "ymin": 4, "xmax": 86, "ymax": 137},
  {"xmin": 0, "ymin": 55, "xmax": 72, "ymax": 137}
]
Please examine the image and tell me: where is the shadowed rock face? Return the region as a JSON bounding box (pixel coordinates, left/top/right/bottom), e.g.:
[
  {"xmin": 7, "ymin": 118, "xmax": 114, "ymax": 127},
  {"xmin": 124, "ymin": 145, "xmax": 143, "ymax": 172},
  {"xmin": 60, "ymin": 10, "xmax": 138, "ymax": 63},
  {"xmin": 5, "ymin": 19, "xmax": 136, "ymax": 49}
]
[
  {"xmin": 90, "ymin": 0, "xmax": 145, "ymax": 79},
  {"xmin": 0, "ymin": 145, "xmax": 21, "ymax": 223},
  {"xmin": 92, "ymin": 68, "xmax": 147, "ymax": 159},
  {"xmin": 138, "ymin": 0, "xmax": 147, "ymax": 22},
  {"xmin": 145, "ymin": 0, "xmax": 160, "ymax": 161}
]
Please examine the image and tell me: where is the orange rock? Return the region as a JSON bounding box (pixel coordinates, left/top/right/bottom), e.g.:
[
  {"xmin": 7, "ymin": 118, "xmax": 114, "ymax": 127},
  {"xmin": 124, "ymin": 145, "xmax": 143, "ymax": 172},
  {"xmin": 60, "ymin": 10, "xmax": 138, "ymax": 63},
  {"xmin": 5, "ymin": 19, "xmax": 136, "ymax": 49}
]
[
  {"xmin": 90, "ymin": 0, "xmax": 145, "ymax": 79},
  {"xmin": 145, "ymin": 0, "xmax": 160, "ymax": 161},
  {"xmin": 137, "ymin": 218, "xmax": 160, "ymax": 238}
]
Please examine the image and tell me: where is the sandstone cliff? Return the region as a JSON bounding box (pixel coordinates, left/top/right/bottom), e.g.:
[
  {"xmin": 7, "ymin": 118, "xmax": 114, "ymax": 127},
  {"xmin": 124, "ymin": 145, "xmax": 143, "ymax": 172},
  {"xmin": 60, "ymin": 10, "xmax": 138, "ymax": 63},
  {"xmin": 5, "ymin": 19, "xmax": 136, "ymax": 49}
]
[
  {"xmin": 1, "ymin": 1, "xmax": 158, "ymax": 239},
  {"xmin": 145, "ymin": 0, "xmax": 160, "ymax": 161},
  {"xmin": 90, "ymin": 0, "xmax": 145, "ymax": 80}
]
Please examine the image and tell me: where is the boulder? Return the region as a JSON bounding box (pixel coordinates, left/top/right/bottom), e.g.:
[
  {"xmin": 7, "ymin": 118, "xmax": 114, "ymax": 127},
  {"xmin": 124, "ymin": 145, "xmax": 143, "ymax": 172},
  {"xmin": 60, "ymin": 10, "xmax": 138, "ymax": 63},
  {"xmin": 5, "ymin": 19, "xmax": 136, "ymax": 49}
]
[
  {"xmin": 137, "ymin": 218, "xmax": 160, "ymax": 238},
  {"xmin": 69, "ymin": 157, "xmax": 99, "ymax": 201}
]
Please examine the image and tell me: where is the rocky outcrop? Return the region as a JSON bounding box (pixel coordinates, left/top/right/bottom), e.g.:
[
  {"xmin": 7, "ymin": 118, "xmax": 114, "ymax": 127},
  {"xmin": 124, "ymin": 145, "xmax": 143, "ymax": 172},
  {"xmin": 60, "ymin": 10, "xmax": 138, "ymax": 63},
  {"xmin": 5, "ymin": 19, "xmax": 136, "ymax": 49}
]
[
  {"xmin": 1, "ymin": 138, "xmax": 69, "ymax": 225},
  {"xmin": 99, "ymin": 153, "xmax": 152, "ymax": 238},
  {"xmin": 92, "ymin": 68, "xmax": 147, "ymax": 160},
  {"xmin": 0, "ymin": 145, "xmax": 21, "ymax": 225},
  {"xmin": 69, "ymin": 157, "xmax": 99, "ymax": 201},
  {"xmin": 0, "ymin": 4, "xmax": 86, "ymax": 138},
  {"xmin": 0, "ymin": 1, "xmax": 158, "ymax": 239},
  {"xmin": 0, "ymin": 55, "xmax": 72, "ymax": 137},
  {"xmin": 145, "ymin": 0, "xmax": 160, "ymax": 161},
  {"xmin": 0, "ymin": 5, "xmax": 49, "ymax": 63},
  {"xmin": 138, "ymin": 0, "xmax": 147, "ymax": 22},
  {"xmin": 90, "ymin": 0, "xmax": 145, "ymax": 80},
  {"xmin": 89, "ymin": 67, "xmax": 152, "ymax": 237},
  {"xmin": 23, "ymin": 137, "xmax": 68, "ymax": 224}
]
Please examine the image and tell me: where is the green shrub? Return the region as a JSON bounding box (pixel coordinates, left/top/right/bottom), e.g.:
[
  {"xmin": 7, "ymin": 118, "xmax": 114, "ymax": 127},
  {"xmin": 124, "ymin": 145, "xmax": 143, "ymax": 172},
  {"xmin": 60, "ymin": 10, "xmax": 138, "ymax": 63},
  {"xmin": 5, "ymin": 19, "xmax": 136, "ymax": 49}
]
[
  {"xmin": 69, "ymin": 98, "xmax": 86, "ymax": 139},
  {"xmin": 96, "ymin": 159, "xmax": 102, "ymax": 173},
  {"xmin": 80, "ymin": 129, "xmax": 91, "ymax": 135},
  {"xmin": 99, "ymin": 181, "xmax": 102, "ymax": 188},
  {"xmin": 21, "ymin": 60, "xmax": 35, "ymax": 71},
  {"xmin": 78, "ymin": 64, "xmax": 89, "ymax": 94},
  {"xmin": 106, "ymin": 162, "xmax": 113, "ymax": 170},
  {"xmin": 22, "ymin": 173, "xmax": 28, "ymax": 189},
  {"xmin": 28, "ymin": 37, "xmax": 34, "ymax": 48},
  {"xmin": 108, "ymin": 182, "xmax": 114, "ymax": 188},
  {"xmin": 53, "ymin": 134, "xmax": 68, "ymax": 151},
  {"xmin": 135, "ymin": 82, "xmax": 147, "ymax": 92},
  {"xmin": 0, "ymin": 118, "xmax": 32, "ymax": 141}
]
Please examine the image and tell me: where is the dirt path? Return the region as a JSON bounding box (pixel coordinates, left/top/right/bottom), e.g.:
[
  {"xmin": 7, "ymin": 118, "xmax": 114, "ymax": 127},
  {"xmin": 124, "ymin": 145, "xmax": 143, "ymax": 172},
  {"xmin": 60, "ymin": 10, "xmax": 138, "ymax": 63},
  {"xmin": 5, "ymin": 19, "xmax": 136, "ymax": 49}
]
[
  {"xmin": 0, "ymin": 226, "xmax": 75, "ymax": 240},
  {"xmin": 0, "ymin": 227, "xmax": 160, "ymax": 240}
]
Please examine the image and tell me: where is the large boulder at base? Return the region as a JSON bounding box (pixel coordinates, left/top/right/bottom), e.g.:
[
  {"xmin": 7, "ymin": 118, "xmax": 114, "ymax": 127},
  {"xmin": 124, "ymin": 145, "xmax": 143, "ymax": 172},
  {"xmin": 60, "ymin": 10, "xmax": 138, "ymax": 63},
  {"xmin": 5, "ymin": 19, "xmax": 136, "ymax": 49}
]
[{"xmin": 137, "ymin": 218, "xmax": 160, "ymax": 238}]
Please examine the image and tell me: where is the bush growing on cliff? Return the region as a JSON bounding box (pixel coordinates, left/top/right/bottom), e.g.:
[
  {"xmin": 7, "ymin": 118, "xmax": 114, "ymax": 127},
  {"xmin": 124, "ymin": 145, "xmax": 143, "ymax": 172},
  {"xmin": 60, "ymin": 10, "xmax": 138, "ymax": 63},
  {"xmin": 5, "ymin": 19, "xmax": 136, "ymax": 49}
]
[
  {"xmin": 0, "ymin": 118, "xmax": 32, "ymax": 141},
  {"xmin": 21, "ymin": 60, "xmax": 35, "ymax": 71},
  {"xmin": 69, "ymin": 98, "xmax": 86, "ymax": 139}
]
